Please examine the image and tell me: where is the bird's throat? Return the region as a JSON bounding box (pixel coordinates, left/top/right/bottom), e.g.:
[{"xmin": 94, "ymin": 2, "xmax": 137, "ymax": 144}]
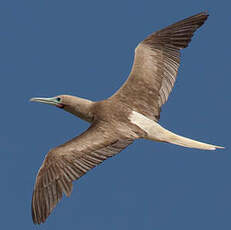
[{"xmin": 56, "ymin": 103, "xmax": 65, "ymax": 109}]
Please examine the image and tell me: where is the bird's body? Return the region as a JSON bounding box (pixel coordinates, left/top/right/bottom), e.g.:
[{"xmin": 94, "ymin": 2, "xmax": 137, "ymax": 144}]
[{"xmin": 30, "ymin": 12, "xmax": 224, "ymax": 224}]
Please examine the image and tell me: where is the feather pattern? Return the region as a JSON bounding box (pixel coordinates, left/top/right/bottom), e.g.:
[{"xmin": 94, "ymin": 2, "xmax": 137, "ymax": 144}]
[
  {"xmin": 31, "ymin": 122, "xmax": 133, "ymax": 224},
  {"xmin": 112, "ymin": 12, "xmax": 208, "ymax": 120},
  {"xmin": 31, "ymin": 12, "xmax": 212, "ymax": 225}
]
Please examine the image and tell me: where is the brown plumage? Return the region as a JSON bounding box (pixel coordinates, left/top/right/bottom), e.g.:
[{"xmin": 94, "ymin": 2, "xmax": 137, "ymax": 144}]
[
  {"xmin": 112, "ymin": 12, "xmax": 209, "ymax": 121},
  {"xmin": 30, "ymin": 12, "xmax": 223, "ymax": 224},
  {"xmin": 32, "ymin": 121, "xmax": 134, "ymax": 223}
]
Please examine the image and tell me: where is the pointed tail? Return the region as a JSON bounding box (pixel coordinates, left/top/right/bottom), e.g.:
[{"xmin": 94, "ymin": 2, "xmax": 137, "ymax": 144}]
[
  {"xmin": 129, "ymin": 111, "xmax": 224, "ymax": 150},
  {"xmin": 147, "ymin": 122, "xmax": 224, "ymax": 150}
]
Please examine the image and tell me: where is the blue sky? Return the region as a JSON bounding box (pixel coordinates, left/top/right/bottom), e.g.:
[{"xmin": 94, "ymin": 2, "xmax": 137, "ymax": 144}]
[{"xmin": 1, "ymin": 0, "xmax": 230, "ymax": 229}]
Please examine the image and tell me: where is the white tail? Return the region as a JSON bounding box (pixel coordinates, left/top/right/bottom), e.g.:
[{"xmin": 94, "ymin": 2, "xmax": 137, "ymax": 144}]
[
  {"xmin": 129, "ymin": 111, "xmax": 224, "ymax": 150},
  {"xmin": 147, "ymin": 122, "xmax": 224, "ymax": 150}
]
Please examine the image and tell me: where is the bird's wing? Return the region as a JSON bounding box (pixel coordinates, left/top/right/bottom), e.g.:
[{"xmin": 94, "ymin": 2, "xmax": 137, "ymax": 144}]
[
  {"xmin": 111, "ymin": 12, "xmax": 208, "ymax": 121},
  {"xmin": 32, "ymin": 121, "xmax": 133, "ymax": 224}
]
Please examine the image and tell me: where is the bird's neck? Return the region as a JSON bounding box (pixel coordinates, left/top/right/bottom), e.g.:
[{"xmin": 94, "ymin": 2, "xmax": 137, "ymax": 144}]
[{"xmin": 64, "ymin": 96, "xmax": 94, "ymax": 123}]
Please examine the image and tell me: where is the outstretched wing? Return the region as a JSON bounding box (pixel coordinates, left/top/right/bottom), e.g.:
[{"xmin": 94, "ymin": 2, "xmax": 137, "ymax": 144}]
[
  {"xmin": 32, "ymin": 122, "xmax": 133, "ymax": 224},
  {"xmin": 112, "ymin": 12, "xmax": 208, "ymax": 121}
]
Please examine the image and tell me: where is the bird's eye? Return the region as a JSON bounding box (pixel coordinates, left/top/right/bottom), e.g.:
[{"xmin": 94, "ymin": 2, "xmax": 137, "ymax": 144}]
[{"xmin": 56, "ymin": 97, "xmax": 61, "ymax": 102}]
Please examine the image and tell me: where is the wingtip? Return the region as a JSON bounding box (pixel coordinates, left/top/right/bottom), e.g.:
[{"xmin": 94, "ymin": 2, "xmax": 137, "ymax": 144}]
[
  {"xmin": 190, "ymin": 11, "xmax": 209, "ymax": 22},
  {"xmin": 200, "ymin": 10, "xmax": 209, "ymax": 16},
  {"xmin": 195, "ymin": 11, "xmax": 209, "ymax": 22}
]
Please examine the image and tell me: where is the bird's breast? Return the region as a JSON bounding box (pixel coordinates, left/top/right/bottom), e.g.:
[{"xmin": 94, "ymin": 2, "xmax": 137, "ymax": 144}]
[{"xmin": 92, "ymin": 100, "xmax": 146, "ymax": 139}]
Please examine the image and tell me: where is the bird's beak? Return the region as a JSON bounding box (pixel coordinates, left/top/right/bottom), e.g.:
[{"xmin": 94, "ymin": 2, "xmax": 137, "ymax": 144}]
[{"xmin": 30, "ymin": 97, "xmax": 59, "ymax": 106}]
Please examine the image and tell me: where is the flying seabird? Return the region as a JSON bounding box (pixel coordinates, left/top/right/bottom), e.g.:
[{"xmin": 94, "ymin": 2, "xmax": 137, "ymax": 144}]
[{"xmin": 30, "ymin": 12, "xmax": 224, "ymax": 224}]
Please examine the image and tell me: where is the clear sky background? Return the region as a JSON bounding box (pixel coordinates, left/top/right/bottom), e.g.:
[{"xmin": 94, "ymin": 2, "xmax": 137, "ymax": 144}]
[{"xmin": 1, "ymin": 0, "xmax": 230, "ymax": 229}]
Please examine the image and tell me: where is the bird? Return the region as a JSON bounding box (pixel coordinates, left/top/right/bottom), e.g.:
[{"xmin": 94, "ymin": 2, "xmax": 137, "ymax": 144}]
[{"xmin": 30, "ymin": 11, "xmax": 224, "ymax": 224}]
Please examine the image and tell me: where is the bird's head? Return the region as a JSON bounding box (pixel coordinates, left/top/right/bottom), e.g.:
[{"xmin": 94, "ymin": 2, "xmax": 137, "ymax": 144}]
[
  {"xmin": 30, "ymin": 95, "xmax": 94, "ymax": 122},
  {"xmin": 30, "ymin": 95, "xmax": 67, "ymax": 109}
]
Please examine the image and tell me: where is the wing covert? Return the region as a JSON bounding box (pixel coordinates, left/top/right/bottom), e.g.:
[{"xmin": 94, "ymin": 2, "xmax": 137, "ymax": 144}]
[
  {"xmin": 112, "ymin": 12, "xmax": 208, "ymax": 121},
  {"xmin": 32, "ymin": 122, "xmax": 133, "ymax": 224}
]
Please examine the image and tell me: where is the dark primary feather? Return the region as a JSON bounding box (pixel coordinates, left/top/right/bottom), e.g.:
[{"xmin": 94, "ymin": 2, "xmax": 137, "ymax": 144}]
[
  {"xmin": 31, "ymin": 122, "xmax": 133, "ymax": 224},
  {"xmin": 112, "ymin": 12, "xmax": 208, "ymax": 121}
]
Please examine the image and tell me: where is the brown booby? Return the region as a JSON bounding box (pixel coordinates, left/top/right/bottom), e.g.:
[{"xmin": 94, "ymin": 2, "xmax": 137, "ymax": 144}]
[{"xmin": 30, "ymin": 12, "xmax": 224, "ymax": 224}]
